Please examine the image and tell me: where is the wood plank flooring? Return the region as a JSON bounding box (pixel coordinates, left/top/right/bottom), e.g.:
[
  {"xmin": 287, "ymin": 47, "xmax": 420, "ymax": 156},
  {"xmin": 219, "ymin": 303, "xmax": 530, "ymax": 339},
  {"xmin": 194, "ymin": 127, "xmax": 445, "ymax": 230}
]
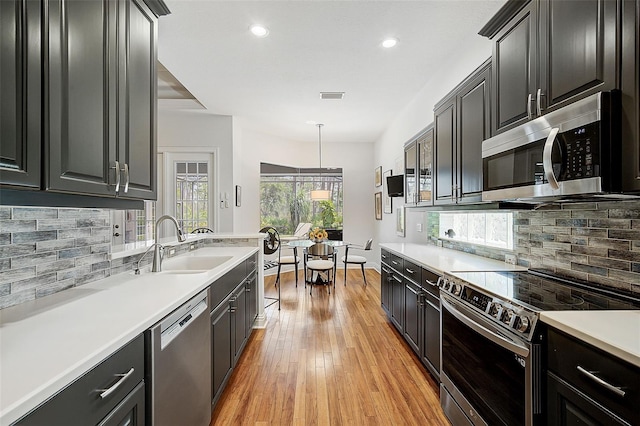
[{"xmin": 210, "ymin": 269, "xmax": 450, "ymax": 425}]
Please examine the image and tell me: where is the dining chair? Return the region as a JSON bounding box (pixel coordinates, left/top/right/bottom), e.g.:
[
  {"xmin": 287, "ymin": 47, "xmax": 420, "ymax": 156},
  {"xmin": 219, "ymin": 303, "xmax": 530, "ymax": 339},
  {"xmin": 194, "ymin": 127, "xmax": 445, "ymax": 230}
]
[
  {"xmin": 305, "ymin": 243, "xmax": 336, "ymax": 295},
  {"xmin": 341, "ymin": 238, "xmax": 373, "ymax": 286}
]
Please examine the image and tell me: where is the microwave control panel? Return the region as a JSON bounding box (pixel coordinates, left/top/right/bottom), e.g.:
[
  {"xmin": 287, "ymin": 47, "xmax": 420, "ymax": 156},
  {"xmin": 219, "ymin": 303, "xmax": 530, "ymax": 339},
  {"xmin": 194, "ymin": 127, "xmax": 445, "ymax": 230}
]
[{"xmin": 561, "ymin": 121, "xmax": 600, "ymax": 181}]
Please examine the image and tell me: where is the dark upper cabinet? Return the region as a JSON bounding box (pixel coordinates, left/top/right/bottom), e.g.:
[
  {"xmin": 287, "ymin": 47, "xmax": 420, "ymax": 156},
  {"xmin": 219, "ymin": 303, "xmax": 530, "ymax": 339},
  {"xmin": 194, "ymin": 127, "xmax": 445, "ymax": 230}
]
[
  {"xmin": 434, "ymin": 60, "xmax": 490, "ymax": 205},
  {"xmin": 118, "ymin": 0, "xmax": 157, "ymax": 199},
  {"xmin": 47, "ymin": 0, "xmax": 158, "ymax": 200},
  {"xmin": 0, "ymin": 0, "xmax": 41, "ymax": 188},
  {"xmin": 483, "ymin": 0, "xmax": 618, "ymax": 135},
  {"xmin": 491, "ymin": 1, "xmax": 537, "ymax": 133},
  {"xmin": 47, "ymin": 0, "xmax": 117, "ymax": 196},
  {"xmin": 621, "ymin": 0, "xmax": 640, "ymax": 192},
  {"xmin": 2, "ymin": 0, "xmax": 166, "ymax": 205},
  {"xmin": 404, "ymin": 126, "xmax": 434, "ymax": 206}
]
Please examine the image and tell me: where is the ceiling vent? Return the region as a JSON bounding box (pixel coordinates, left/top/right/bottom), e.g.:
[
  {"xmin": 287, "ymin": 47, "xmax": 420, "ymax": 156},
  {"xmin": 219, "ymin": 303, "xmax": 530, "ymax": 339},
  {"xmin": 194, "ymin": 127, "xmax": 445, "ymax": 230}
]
[{"xmin": 320, "ymin": 92, "xmax": 345, "ymax": 100}]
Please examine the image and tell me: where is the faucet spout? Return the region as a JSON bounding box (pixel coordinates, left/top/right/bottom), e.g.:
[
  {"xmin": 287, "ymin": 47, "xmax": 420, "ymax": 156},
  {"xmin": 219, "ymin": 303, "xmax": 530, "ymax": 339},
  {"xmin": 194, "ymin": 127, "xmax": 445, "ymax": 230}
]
[{"xmin": 150, "ymin": 215, "xmax": 187, "ymax": 272}]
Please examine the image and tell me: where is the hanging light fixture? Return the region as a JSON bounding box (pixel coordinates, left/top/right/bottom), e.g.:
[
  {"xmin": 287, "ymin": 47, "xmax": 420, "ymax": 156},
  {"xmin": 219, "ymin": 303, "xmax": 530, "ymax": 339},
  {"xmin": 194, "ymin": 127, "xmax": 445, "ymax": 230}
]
[{"xmin": 310, "ymin": 123, "xmax": 331, "ymax": 201}]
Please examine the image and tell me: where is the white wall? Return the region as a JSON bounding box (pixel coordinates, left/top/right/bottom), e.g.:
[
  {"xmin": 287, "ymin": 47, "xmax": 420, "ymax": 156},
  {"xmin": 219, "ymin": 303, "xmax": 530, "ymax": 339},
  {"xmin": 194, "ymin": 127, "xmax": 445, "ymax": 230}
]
[
  {"xmin": 373, "ymin": 32, "xmax": 494, "ymax": 257},
  {"xmin": 158, "ymin": 109, "xmax": 234, "ymax": 232}
]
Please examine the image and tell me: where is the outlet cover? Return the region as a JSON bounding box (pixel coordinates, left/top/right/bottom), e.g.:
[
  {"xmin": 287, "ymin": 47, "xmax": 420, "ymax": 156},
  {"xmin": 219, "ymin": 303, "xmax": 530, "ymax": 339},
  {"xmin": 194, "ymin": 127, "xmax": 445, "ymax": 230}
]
[
  {"xmin": 417, "ymin": 223, "xmax": 422, "ymax": 232},
  {"xmin": 505, "ymin": 254, "xmax": 517, "ymax": 265}
]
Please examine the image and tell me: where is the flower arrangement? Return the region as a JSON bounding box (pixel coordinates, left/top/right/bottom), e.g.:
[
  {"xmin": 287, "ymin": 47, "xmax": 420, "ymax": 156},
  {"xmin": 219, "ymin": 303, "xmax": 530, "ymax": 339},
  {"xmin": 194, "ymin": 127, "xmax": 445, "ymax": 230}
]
[{"xmin": 308, "ymin": 227, "xmax": 328, "ymax": 241}]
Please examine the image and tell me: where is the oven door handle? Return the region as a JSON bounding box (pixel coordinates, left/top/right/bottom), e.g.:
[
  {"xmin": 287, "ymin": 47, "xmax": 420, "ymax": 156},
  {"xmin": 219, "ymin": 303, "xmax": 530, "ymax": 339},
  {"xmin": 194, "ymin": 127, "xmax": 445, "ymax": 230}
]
[
  {"xmin": 542, "ymin": 127, "xmax": 560, "ymax": 190},
  {"xmin": 441, "ymin": 297, "xmax": 530, "ymax": 358}
]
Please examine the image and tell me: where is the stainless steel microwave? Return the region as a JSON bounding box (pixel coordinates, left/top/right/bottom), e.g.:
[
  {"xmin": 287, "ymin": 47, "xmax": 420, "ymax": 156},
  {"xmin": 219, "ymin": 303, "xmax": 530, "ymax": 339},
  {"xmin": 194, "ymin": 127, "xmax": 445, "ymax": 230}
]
[{"xmin": 482, "ymin": 91, "xmax": 621, "ymax": 202}]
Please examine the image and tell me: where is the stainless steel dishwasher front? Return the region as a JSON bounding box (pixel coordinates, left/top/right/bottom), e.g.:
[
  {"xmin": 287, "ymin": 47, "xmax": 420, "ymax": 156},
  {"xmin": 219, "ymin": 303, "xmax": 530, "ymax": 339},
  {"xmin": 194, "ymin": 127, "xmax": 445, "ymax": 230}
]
[{"xmin": 147, "ymin": 289, "xmax": 211, "ymax": 426}]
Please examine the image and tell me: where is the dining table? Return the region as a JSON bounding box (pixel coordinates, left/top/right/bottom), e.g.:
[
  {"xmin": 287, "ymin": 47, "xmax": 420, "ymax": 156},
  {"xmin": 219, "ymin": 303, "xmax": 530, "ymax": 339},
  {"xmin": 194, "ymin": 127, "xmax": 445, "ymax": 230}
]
[{"xmin": 286, "ymin": 239, "xmax": 347, "ymax": 287}]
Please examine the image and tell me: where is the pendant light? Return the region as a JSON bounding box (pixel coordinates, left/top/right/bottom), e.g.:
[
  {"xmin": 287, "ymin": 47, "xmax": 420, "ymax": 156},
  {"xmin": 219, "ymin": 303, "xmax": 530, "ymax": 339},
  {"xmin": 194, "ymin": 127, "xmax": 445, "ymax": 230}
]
[{"xmin": 310, "ymin": 123, "xmax": 331, "ymax": 201}]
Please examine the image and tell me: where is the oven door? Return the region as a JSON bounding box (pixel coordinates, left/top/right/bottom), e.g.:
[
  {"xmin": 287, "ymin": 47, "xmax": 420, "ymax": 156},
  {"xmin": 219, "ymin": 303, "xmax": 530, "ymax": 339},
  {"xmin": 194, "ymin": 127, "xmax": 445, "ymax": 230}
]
[{"xmin": 440, "ymin": 294, "xmax": 540, "ymax": 426}]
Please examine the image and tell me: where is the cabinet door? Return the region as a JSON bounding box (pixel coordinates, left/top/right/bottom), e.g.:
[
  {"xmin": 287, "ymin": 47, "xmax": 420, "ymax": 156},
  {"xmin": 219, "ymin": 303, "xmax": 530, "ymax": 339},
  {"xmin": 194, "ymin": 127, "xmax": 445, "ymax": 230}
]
[
  {"xmin": 246, "ymin": 273, "xmax": 257, "ymax": 334},
  {"xmin": 620, "ymin": 0, "xmax": 639, "ymax": 192},
  {"xmin": 457, "ymin": 65, "xmax": 490, "ymax": 203},
  {"xmin": 97, "ymin": 381, "xmax": 145, "ymax": 426},
  {"xmin": 390, "ymin": 272, "xmax": 404, "ymax": 333},
  {"xmin": 47, "ymin": 0, "xmax": 117, "ymax": 196},
  {"xmin": 117, "ymin": 0, "xmax": 157, "ymax": 200},
  {"xmin": 380, "ymin": 265, "xmax": 391, "ymax": 313},
  {"xmin": 417, "ymin": 128, "xmax": 433, "ymax": 205},
  {"xmin": 538, "ymin": 0, "xmax": 617, "ymax": 113},
  {"xmin": 547, "ymin": 373, "xmax": 628, "ymax": 426},
  {"xmin": 211, "ymin": 302, "xmax": 232, "ymax": 404},
  {"xmin": 403, "ymin": 278, "xmax": 420, "ymax": 355},
  {"xmin": 404, "ymin": 142, "xmax": 417, "ymax": 204},
  {"xmin": 492, "ymin": 2, "xmax": 537, "ymax": 134},
  {"xmin": 434, "ymin": 98, "xmax": 456, "ymax": 205},
  {"xmin": 0, "ymin": 0, "xmax": 41, "ymax": 188},
  {"xmin": 233, "ymin": 283, "xmax": 247, "ymax": 364},
  {"xmin": 423, "ymin": 299, "xmax": 440, "ymax": 375}
]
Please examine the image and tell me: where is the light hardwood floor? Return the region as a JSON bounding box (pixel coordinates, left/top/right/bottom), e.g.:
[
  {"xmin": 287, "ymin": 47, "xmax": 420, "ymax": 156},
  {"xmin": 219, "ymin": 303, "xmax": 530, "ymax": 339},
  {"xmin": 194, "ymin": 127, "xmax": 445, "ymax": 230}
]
[{"xmin": 210, "ymin": 268, "xmax": 450, "ymax": 425}]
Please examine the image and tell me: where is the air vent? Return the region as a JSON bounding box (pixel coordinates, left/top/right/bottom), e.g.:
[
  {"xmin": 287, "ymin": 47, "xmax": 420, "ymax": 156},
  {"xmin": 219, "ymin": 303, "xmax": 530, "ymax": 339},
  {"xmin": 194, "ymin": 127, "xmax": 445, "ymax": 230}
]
[{"xmin": 320, "ymin": 92, "xmax": 345, "ymax": 100}]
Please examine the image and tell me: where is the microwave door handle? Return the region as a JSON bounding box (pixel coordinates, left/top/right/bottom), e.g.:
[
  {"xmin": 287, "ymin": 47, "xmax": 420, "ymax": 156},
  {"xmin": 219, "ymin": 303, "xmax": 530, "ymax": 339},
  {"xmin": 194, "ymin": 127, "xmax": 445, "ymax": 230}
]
[
  {"xmin": 543, "ymin": 127, "xmax": 561, "ymax": 190},
  {"xmin": 441, "ymin": 296, "xmax": 530, "ymax": 358}
]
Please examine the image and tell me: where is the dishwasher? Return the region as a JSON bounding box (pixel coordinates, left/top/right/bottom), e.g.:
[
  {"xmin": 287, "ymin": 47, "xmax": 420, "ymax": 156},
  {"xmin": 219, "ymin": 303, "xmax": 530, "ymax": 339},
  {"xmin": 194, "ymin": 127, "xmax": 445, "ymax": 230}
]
[{"xmin": 147, "ymin": 289, "xmax": 211, "ymax": 426}]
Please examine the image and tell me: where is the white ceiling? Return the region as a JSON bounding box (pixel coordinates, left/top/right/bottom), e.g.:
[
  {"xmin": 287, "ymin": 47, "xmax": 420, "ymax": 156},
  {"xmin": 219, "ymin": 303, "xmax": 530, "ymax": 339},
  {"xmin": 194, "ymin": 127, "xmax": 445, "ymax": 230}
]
[{"xmin": 158, "ymin": 0, "xmax": 506, "ymax": 144}]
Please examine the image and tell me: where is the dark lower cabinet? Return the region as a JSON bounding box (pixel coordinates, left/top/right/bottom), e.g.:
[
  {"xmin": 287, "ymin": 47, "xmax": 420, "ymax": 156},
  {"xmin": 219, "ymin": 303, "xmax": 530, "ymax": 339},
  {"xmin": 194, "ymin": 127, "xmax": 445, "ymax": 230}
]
[
  {"xmin": 232, "ymin": 282, "xmax": 247, "ymax": 364},
  {"xmin": 381, "ymin": 251, "xmax": 441, "ymax": 381},
  {"xmin": 15, "ymin": 335, "xmax": 145, "ymax": 425},
  {"xmin": 210, "ymin": 254, "xmax": 258, "ymax": 407},
  {"xmin": 211, "ymin": 295, "xmax": 233, "ymax": 406},
  {"xmin": 97, "ymin": 382, "xmax": 145, "ymax": 426},
  {"xmin": 547, "ymin": 327, "xmax": 639, "ymax": 426},
  {"xmin": 403, "ymin": 278, "xmax": 420, "ymax": 354},
  {"xmin": 390, "ymin": 270, "xmax": 404, "ymax": 333}
]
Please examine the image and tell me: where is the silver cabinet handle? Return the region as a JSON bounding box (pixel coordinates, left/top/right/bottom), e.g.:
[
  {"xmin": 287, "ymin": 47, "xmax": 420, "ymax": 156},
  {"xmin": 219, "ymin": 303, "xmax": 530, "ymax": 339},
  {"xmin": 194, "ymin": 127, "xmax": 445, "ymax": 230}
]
[
  {"xmin": 121, "ymin": 163, "xmax": 130, "ymax": 193},
  {"xmin": 536, "ymin": 88, "xmax": 544, "ymax": 116},
  {"xmin": 451, "ymin": 185, "xmax": 455, "ymax": 202},
  {"xmin": 576, "ymin": 366, "xmax": 626, "ymax": 397},
  {"xmin": 527, "ymin": 93, "xmax": 533, "ymax": 120},
  {"xmin": 391, "ymin": 261, "xmax": 398, "ymax": 266},
  {"xmin": 111, "ymin": 160, "xmax": 121, "ymax": 193},
  {"xmin": 98, "ymin": 367, "xmax": 134, "ymax": 399},
  {"xmin": 393, "ymin": 276, "xmax": 402, "ymax": 283},
  {"xmin": 542, "ymin": 127, "xmax": 560, "ymax": 189},
  {"xmin": 406, "ymin": 268, "xmax": 415, "ymax": 274}
]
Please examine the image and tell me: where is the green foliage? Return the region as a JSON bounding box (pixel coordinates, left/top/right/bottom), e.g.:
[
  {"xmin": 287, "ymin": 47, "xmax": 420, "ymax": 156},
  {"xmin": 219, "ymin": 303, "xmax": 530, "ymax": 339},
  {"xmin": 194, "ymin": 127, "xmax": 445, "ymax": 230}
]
[{"xmin": 318, "ymin": 200, "xmax": 338, "ymax": 228}]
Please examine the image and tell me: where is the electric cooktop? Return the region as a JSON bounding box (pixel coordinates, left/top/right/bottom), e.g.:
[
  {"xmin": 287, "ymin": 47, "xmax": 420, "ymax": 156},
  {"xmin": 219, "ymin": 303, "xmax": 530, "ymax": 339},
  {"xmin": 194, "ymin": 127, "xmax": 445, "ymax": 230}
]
[{"xmin": 448, "ymin": 269, "xmax": 640, "ymax": 313}]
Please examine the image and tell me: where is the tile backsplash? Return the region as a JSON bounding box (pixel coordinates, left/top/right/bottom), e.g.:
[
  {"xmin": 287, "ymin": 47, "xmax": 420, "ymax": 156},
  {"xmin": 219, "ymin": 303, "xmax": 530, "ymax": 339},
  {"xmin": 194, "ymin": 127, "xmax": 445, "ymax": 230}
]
[{"xmin": 427, "ymin": 200, "xmax": 640, "ymax": 295}]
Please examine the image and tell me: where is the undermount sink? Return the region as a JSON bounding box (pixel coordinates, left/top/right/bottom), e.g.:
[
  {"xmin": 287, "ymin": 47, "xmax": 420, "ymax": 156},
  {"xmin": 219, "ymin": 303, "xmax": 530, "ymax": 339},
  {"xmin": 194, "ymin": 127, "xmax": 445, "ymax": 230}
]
[{"xmin": 161, "ymin": 255, "xmax": 233, "ymax": 272}]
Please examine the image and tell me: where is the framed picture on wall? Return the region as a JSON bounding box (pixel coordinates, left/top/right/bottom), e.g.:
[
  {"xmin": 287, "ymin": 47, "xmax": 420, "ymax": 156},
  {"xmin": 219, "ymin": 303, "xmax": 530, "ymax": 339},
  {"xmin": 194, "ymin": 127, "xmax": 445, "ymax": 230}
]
[
  {"xmin": 382, "ymin": 169, "xmax": 392, "ymax": 213},
  {"xmin": 396, "ymin": 206, "xmax": 405, "ymax": 236},
  {"xmin": 375, "ymin": 191, "xmax": 382, "ymax": 220},
  {"xmin": 375, "ymin": 166, "xmax": 382, "ymax": 187}
]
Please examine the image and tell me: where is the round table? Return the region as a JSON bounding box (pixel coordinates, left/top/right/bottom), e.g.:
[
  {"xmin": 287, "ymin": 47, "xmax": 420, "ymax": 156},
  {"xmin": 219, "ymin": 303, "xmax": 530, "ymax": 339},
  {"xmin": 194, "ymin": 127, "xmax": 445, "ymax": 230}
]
[{"xmin": 287, "ymin": 240, "xmax": 347, "ymax": 291}]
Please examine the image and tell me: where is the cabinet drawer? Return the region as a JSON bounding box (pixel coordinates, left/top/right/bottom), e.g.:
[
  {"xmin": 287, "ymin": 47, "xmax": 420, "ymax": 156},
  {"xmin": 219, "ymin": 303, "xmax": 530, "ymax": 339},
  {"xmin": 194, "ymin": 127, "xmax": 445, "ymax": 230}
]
[
  {"xmin": 403, "ymin": 260, "xmax": 421, "ymax": 283},
  {"xmin": 421, "ymin": 267, "xmax": 441, "ymax": 299},
  {"xmin": 389, "ymin": 253, "xmax": 404, "ymax": 272},
  {"xmin": 246, "ymin": 253, "xmax": 258, "ymax": 274},
  {"xmin": 210, "ymin": 261, "xmax": 246, "ymax": 311},
  {"xmin": 547, "ymin": 328, "xmax": 639, "ymax": 424},
  {"xmin": 16, "ymin": 334, "xmax": 144, "ymax": 425},
  {"xmin": 380, "ymin": 249, "xmax": 390, "ymax": 265}
]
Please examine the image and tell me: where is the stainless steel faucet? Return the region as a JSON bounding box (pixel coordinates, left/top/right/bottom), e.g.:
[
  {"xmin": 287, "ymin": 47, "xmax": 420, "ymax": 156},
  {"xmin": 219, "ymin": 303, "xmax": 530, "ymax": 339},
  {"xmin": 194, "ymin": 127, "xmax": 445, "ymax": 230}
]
[{"xmin": 135, "ymin": 215, "xmax": 187, "ymax": 274}]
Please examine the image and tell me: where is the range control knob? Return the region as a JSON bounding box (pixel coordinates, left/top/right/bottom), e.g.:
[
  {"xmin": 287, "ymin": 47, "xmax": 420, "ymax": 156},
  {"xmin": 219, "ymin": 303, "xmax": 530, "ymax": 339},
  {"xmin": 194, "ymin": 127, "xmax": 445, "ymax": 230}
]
[
  {"xmin": 514, "ymin": 316, "xmax": 530, "ymax": 333},
  {"xmin": 440, "ymin": 279, "xmax": 449, "ymax": 291},
  {"xmin": 488, "ymin": 302, "xmax": 502, "ymax": 318},
  {"xmin": 451, "ymin": 283, "xmax": 462, "ymax": 296},
  {"xmin": 501, "ymin": 309, "xmax": 514, "ymax": 324}
]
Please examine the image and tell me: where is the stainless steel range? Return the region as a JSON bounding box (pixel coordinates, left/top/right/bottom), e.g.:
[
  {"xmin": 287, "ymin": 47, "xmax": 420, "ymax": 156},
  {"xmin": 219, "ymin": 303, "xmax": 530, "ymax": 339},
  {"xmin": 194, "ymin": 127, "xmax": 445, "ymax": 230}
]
[{"xmin": 438, "ymin": 269, "xmax": 640, "ymax": 426}]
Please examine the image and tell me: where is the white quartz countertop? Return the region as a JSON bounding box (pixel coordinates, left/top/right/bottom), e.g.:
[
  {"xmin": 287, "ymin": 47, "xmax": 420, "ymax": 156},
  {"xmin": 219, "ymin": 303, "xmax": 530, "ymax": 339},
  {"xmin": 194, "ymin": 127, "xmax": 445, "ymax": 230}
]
[
  {"xmin": 379, "ymin": 243, "xmax": 527, "ymax": 275},
  {"xmin": 540, "ymin": 311, "xmax": 640, "ymax": 368},
  {"xmin": 0, "ymin": 246, "xmax": 258, "ymax": 426}
]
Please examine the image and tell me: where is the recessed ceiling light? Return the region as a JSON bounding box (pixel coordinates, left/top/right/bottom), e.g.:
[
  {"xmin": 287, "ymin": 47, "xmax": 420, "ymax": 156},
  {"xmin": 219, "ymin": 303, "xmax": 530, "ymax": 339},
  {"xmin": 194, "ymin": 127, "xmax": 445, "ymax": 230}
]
[
  {"xmin": 382, "ymin": 38, "xmax": 398, "ymax": 48},
  {"xmin": 250, "ymin": 25, "xmax": 269, "ymax": 38}
]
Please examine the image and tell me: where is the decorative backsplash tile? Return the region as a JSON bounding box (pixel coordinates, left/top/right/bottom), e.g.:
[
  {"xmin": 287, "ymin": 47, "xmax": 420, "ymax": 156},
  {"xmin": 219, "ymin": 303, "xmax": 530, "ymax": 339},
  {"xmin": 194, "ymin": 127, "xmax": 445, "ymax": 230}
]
[
  {"xmin": 428, "ymin": 200, "xmax": 640, "ymax": 294},
  {"xmin": 0, "ymin": 206, "xmax": 259, "ymax": 310}
]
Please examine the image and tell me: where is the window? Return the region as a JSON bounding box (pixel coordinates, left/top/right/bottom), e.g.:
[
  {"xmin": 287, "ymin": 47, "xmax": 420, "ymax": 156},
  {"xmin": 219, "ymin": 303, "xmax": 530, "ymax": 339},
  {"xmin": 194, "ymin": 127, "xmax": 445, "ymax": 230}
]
[
  {"xmin": 438, "ymin": 212, "xmax": 514, "ymax": 250},
  {"xmin": 260, "ymin": 163, "xmax": 343, "ymax": 235},
  {"xmin": 175, "ymin": 161, "xmax": 209, "ymax": 233}
]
